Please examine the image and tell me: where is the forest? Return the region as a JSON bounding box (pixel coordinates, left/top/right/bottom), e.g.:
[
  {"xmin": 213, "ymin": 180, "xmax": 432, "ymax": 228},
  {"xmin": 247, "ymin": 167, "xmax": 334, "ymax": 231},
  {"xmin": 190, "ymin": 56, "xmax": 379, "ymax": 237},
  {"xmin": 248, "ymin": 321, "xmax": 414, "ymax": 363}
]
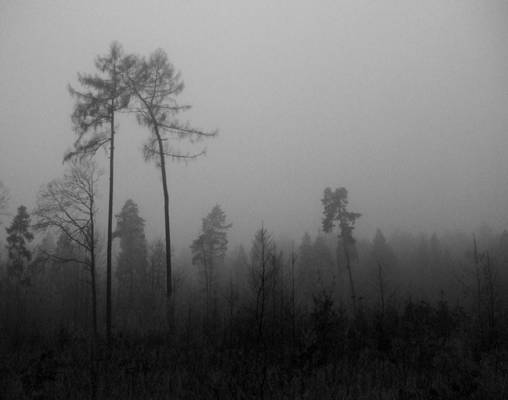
[{"xmin": 1, "ymin": 42, "xmax": 508, "ymax": 400}]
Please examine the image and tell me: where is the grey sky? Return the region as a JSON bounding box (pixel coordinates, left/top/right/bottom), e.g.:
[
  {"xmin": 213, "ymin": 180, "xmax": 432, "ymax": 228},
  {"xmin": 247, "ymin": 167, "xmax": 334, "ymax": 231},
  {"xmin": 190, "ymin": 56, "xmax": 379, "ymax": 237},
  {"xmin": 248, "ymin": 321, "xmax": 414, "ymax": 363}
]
[{"xmin": 1, "ymin": 0, "xmax": 507, "ymax": 249}]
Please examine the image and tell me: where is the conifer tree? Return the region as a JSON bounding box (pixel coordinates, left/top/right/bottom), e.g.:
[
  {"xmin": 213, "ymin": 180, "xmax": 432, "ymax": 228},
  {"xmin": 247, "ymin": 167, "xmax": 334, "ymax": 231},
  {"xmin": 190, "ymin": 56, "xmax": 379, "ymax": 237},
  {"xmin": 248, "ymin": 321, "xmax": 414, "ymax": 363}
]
[
  {"xmin": 124, "ymin": 49, "xmax": 217, "ymax": 330},
  {"xmin": 114, "ymin": 199, "xmax": 148, "ymax": 325},
  {"xmin": 297, "ymin": 232, "xmax": 314, "ymax": 300},
  {"xmin": 6, "ymin": 205, "xmax": 33, "ymax": 284},
  {"xmin": 313, "ymin": 235, "xmax": 335, "ymax": 291},
  {"xmin": 321, "ymin": 187, "xmax": 361, "ymax": 312},
  {"xmin": 371, "ymin": 229, "xmax": 397, "ymax": 271},
  {"xmin": 191, "ymin": 205, "xmax": 231, "ymax": 329},
  {"xmin": 249, "ymin": 225, "xmax": 277, "ymax": 343},
  {"xmin": 67, "ymin": 42, "xmax": 132, "ymax": 342}
]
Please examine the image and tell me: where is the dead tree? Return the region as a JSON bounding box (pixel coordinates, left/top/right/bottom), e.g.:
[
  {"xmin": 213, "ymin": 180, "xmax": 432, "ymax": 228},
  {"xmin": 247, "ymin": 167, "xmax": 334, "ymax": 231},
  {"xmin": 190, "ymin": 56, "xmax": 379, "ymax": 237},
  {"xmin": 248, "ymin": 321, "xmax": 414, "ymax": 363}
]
[{"xmin": 34, "ymin": 159, "xmax": 101, "ymax": 341}]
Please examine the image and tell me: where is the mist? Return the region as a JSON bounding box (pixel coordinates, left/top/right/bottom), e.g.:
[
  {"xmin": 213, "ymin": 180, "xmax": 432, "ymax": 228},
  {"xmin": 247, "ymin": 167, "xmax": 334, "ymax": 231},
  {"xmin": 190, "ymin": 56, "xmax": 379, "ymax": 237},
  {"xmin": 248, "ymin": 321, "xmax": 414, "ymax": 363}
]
[
  {"xmin": 1, "ymin": 0, "xmax": 507, "ymax": 248},
  {"xmin": 1, "ymin": 1, "xmax": 508, "ymax": 398}
]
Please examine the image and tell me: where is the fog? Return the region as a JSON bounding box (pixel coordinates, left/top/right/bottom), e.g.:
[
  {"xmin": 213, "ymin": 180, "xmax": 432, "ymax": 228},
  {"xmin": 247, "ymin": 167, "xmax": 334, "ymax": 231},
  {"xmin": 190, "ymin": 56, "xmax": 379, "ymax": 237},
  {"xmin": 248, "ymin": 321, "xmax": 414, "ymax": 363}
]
[
  {"xmin": 1, "ymin": 0, "xmax": 507, "ymax": 248},
  {"xmin": 3, "ymin": 3, "xmax": 508, "ymax": 398}
]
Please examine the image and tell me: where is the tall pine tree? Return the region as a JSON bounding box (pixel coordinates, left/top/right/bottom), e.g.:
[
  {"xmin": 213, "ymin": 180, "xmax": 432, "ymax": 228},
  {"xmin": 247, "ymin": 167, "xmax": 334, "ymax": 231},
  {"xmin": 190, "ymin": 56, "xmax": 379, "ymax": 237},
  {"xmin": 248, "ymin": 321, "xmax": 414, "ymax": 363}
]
[
  {"xmin": 191, "ymin": 205, "xmax": 231, "ymax": 331},
  {"xmin": 322, "ymin": 187, "xmax": 361, "ymax": 312},
  {"xmin": 67, "ymin": 42, "xmax": 132, "ymax": 342}
]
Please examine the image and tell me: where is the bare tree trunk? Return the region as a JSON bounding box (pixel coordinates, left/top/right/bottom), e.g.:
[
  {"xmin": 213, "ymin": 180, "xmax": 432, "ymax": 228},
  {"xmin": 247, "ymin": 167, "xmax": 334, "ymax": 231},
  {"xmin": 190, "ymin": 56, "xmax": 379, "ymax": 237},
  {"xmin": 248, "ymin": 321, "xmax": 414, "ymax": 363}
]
[
  {"xmin": 335, "ymin": 245, "xmax": 345, "ymax": 306},
  {"xmin": 290, "ymin": 246, "xmax": 296, "ymax": 347},
  {"xmin": 106, "ymin": 98, "xmax": 115, "ymax": 345},
  {"xmin": 473, "ymin": 235, "xmax": 483, "ymax": 339},
  {"xmin": 377, "ymin": 261, "xmax": 385, "ymax": 317},
  {"xmin": 156, "ymin": 133, "xmax": 174, "ymax": 333},
  {"xmin": 89, "ymin": 185, "xmax": 98, "ymax": 400},
  {"xmin": 278, "ymin": 256, "xmax": 284, "ymax": 341},
  {"xmin": 257, "ymin": 231, "xmax": 266, "ymax": 344},
  {"xmin": 484, "ymin": 253, "xmax": 496, "ymax": 346},
  {"xmin": 202, "ymin": 246, "xmax": 210, "ymax": 332},
  {"xmin": 228, "ymin": 272, "xmax": 235, "ymax": 348},
  {"xmin": 91, "ymin": 252, "xmax": 98, "ymax": 342},
  {"xmin": 342, "ymin": 239, "xmax": 357, "ymax": 314}
]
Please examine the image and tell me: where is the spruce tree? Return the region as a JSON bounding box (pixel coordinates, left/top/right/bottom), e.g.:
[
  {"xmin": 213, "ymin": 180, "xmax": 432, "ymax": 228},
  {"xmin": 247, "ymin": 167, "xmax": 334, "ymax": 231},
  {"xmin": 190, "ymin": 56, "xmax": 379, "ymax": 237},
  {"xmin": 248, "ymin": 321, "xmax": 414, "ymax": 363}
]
[
  {"xmin": 191, "ymin": 205, "xmax": 231, "ymax": 330},
  {"xmin": 114, "ymin": 199, "xmax": 148, "ymax": 325},
  {"xmin": 6, "ymin": 205, "xmax": 33, "ymax": 284},
  {"xmin": 321, "ymin": 187, "xmax": 361, "ymax": 312}
]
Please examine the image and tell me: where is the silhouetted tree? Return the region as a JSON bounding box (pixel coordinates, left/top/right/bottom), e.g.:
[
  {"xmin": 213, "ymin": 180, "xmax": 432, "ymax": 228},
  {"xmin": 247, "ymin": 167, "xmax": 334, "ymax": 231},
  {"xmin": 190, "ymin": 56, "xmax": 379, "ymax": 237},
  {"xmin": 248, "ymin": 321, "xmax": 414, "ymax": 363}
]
[
  {"xmin": 114, "ymin": 199, "xmax": 148, "ymax": 327},
  {"xmin": 51, "ymin": 232, "xmax": 87, "ymax": 331},
  {"xmin": 230, "ymin": 245, "xmax": 249, "ymax": 291},
  {"xmin": 249, "ymin": 225, "xmax": 277, "ymax": 343},
  {"xmin": 321, "ymin": 187, "xmax": 361, "ymax": 312},
  {"xmin": 296, "ymin": 233, "xmax": 334, "ymax": 304},
  {"xmin": 371, "ymin": 229, "xmax": 397, "ymax": 270},
  {"xmin": 148, "ymin": 238, "xmax": 166, "ymax": 299},
  {"xmin": 297, "ymin": 232, "xmax": 314, "ymax": 296},
  {"xmin": 67, "ymin": 42, "xmax": 132, "ymax": 343},
  {"xmin": 313, "ymin": 235, "xmax": 335, "ymax": 293},
  {"xmin": 6, "ymin": 205, "xmax": 33, "ymax": 285},
  {"xmin": 367, "ymin": 232, "xmax": 394, "ymax": 318},
  {"xmin": 498, "ymin": 230, "xmax": 508, "ymax": 265},
  {"xmin": 4, "ymin": 205, "xmax": 33, "ymax": 336},
  {"xmin": 371, "ymin": 230, "xmax": 397, "ymax": 300},
  {"xmin": 191, "ymin": 205, "xmax": 231, "ymax": 330},
  {"xmin": 34, "ymin": 160, "xmax": 101, "ymax": 340},
  {"xmin": 124, "ymin": 49, "xmax": 217, "ymax": 331}
]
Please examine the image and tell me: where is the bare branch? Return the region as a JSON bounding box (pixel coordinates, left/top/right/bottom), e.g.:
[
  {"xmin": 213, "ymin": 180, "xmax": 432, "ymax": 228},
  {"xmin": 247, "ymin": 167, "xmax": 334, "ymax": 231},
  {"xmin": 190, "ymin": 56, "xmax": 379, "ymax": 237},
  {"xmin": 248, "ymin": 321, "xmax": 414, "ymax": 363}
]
[
  {"xmin": 37, "ymin": 248, "xmax": 90, "ymax": 267},
  {"xmin": 34, "ymin": 159, "xmax": 101, "ymax": 256}
]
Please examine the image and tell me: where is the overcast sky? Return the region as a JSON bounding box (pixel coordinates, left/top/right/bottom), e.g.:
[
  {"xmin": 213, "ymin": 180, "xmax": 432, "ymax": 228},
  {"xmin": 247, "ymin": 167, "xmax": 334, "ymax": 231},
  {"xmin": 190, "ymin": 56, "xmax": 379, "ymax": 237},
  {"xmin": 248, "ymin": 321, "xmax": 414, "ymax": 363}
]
[{"xmin": 1, "ymin": 0, "xmax": 507, "ymax": 249}]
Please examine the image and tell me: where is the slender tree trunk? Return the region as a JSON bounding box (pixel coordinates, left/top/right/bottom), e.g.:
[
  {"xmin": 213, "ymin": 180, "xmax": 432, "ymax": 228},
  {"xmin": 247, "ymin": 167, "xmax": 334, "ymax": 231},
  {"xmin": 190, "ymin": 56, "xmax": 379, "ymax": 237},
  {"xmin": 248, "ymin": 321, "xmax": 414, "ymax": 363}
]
[
  {"xmin": 156, "ymin": 132, "xmax": 174, "ymax": 333},
  {"xmin": 290, "ymin": 246, "xmax": 296, "ymax": 347},
  {"xmin": 202, "ymin": 246, "xmax": 210, "ymax": 332},
  {"xmin": 377, "ymin": 261, "xmax": 385, "ymax": 317},
  {"xmin": 91, "ymin": 251, "xmax": 98, "ymax": 342},
  {"xmin": 228, "ymin": 272, "xmax": 234, "ymax": 348},
  {"xmin": 473, "ymin": 235, "xmax": 483, "ymax": 339},
  {"xmin": 342, "ymin": 238, "xmax": 357, "ymax": 314},
  {"xmin": 335, "ymin": 245, "xmax": 345, "ymax": 305},
  {"xmin": 89, "ymin": 196, "xmax": 98, "ymax": 400},
  {"xmin": 484, "ymin": 253, "xmax": 496, "ymax": 345},
  {"xmin": 257, "ymin": 231, "xmax": 266, "ymax": 344},
  {"xmin": 106, "ymin": 100, "xmax": 115, "ymax": 345},
  {"xmin": 88, "ymin": 183, "xmax": 98, "ymax": 343},
  {"xmin": 127, "ymin": 73, "xmax": 176, "ymax": 333}
]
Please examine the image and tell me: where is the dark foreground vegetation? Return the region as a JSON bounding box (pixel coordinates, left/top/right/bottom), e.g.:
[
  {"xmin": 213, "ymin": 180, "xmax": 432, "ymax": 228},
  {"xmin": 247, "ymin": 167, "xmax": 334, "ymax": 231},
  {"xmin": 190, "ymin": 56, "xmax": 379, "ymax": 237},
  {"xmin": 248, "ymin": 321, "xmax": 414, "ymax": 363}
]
[
  {"xmin": 2, "ymin": 213, "xmax": 508, "ymax": 399},
  {"xmin": 2, "ymin": 295, "xmax": 508, "ymax": 399}
]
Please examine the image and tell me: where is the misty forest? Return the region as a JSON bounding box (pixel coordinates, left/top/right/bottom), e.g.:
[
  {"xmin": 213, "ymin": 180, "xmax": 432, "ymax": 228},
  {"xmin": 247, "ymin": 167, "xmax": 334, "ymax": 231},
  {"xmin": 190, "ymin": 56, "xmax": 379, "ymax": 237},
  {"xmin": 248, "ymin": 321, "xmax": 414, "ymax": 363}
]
[{"xmin": 2, "ymin": 2, "xmax": 508, "ymax": 399}]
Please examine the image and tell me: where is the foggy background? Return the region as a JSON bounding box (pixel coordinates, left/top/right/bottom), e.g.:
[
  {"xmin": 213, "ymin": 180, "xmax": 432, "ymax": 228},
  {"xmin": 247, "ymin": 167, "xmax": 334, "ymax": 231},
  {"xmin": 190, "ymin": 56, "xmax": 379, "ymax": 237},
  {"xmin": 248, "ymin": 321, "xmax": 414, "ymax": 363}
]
[{"xmin": 1, "ymin": 0, "xmax": 507, "ymax": 249}]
